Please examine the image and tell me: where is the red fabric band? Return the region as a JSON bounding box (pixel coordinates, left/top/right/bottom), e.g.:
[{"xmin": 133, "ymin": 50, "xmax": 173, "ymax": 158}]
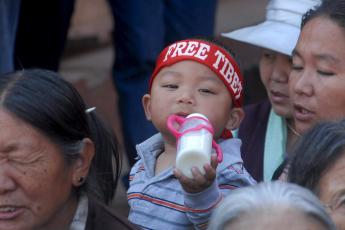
[{"xmin": 148, "ymin": 39, "xmax": 244, "ymax": 107}]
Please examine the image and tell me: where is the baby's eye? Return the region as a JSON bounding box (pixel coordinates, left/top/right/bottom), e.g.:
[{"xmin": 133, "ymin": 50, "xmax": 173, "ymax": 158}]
[
  {"xmin": 162, "ymin": 84, "xmax": 178, "ymax": 89},
  {"xmin": 199, "ymin": 88, "xmax": 215, "ymax": 94}
]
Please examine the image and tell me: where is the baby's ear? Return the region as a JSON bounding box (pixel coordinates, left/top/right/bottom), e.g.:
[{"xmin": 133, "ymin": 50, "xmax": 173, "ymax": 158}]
[
  {"xmin": 142, "ymin": 94, "xmax": 152, "ymax": 121},
  {"xmin": 226, "ymin": 107, "xmax": 245, "ymax": 130}
]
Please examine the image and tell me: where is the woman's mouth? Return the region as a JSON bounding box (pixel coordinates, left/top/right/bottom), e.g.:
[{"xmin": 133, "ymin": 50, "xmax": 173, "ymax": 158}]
[
  {"xmin": 0, "ymin": 206, "xmax": 24, "ymax": 220},
  {"xmin": 294, "ymin": 104, "xmax": 314, "ymax": 121},
  {"xmin": 270, "ymin": 90, "xmax": 289, "ymax": 103}
]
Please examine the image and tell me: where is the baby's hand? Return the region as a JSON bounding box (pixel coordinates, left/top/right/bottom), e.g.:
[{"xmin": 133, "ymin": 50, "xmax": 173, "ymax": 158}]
[{"xmin": 174, "ymin": 154, "xmax": 218, "ymax": 193}]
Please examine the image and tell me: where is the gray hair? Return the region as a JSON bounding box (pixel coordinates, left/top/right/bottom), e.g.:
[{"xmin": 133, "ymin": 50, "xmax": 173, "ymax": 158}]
[{"xmin": 208, "ymin": 181, "xmax": 336, "ymax": 230}]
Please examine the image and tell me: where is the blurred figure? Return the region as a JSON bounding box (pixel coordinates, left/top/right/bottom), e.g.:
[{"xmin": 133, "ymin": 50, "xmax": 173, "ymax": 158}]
[
  {"xmin": 288, "ymin": 120, "xmax": 345, "ymax": 230},
  {"xmin": 222, "ymin": 0, "xmax": 320, "ymax": 181},
  {"xmin": 0, "ymin": 0, "xmax": 21, "ymax": 74},
  {"xmin": 107, "ymin": 0, "xmax": 218, "ymax": 167},
  {"xmin": 208, "ymin": 181, "xmax": 336, "ymax": 230},
  {"xmin": 14, "ymin": 0, "xmax": 75, "ymax": 71}
]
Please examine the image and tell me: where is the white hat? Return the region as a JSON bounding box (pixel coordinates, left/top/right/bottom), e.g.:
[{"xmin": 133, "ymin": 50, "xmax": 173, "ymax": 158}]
[{"xmin": 222, "ymin": 0, "xmax": 321, "ymax": 56}]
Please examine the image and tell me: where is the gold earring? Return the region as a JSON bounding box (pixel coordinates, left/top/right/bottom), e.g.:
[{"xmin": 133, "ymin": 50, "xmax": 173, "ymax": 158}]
[{"xmin": 78, "ymin": 176, "xmax": 85, "ymax": 184}]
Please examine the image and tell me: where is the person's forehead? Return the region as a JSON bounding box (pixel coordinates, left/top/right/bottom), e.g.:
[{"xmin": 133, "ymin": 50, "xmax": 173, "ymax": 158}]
[
  {"xmin": 0, "ymin": 109, "xmax": 33, "ymax": 136},
  {"xmin": 296, "ymin": 16, "xmax": 345, "ymax": 57},
  {"xmin": 318, "ymin": 152, "xmax": 345, "ymax": 198}
]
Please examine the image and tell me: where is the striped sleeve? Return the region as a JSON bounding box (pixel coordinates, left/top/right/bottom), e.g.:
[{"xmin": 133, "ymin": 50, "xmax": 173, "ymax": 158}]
[{"xmin": 183, "ymin": 162, "xmax": 256, "ymax": 229}]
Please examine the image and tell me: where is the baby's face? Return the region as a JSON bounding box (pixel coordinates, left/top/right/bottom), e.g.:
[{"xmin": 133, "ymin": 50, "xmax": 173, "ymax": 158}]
[{"xmin": 143, "ymin": 60, "xmax": 233, "ymax": 139}]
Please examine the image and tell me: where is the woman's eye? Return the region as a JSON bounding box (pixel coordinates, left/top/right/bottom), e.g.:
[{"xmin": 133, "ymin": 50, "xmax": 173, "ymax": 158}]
[
  {"xmin": 0, "ymin": 145, "xmax": 16, "ymax": 154},
  {"xmin": 291, "ymin": 65, "xmax": 303, "ymax": 72},
  {"xmin": 9, "ymin": 152, "xmax": 42, "ymax": 166},
  {"xmin": 317, "ymin": 70, "xmax": 334, "ymax": 76},
  {"xmin": 263, "ymin": 52, "xmax": 275, "ymax": 60},
  {"xmin": 288, "ymin": 57, "xmax": 293, "ymax": 64}
]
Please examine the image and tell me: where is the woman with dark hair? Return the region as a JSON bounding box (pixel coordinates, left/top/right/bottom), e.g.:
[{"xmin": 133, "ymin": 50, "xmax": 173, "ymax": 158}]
[
  {"xmin": 288, "ymin": 120, "xmax": 345, "ymax": 230},
  {"xmin": 286, "ymin": 3, "xmax": 345, "ymax": 228},
  {"xmin": 0, "ymin": 69, "xmax": 136, "ymax": 230},
  {"xmin": 289, "ymin": 0, "xmax": 345, "ymax": 135},
  {"xmin": 286, "ymin": 3, "xmax": 345, "ymax": 229}
]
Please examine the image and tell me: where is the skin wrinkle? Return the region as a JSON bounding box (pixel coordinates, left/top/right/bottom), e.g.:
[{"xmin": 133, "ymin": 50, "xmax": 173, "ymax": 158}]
[{"xmin": 0, "ymin": 109, "xmax": 78, "ymax": 230}]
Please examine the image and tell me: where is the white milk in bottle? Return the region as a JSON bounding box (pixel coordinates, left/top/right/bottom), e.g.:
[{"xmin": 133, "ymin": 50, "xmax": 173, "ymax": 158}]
[{"xmin": 175, "ymin": 113, "xmax": 213, "ymax": 178}]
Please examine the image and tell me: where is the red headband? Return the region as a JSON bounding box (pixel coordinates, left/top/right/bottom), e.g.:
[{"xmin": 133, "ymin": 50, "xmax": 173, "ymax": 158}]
[{"xmin": 149, "ymin": 39, "xmax": 244, "ymax": 107}]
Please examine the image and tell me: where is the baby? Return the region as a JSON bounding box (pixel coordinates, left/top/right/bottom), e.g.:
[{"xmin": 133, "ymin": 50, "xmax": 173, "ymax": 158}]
[{"xmin": 127, "ymin": 38, "xmax": 255, "ymax": 230}]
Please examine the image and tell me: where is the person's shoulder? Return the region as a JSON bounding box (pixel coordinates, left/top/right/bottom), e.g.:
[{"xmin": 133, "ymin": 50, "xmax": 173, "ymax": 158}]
[
  {"xmin": 136, "ymin": 133, "xmax": 164, "ymax": 154},
  {"xmin": 217, "ymin": 138, "xmax": 256, "ymax": 185},
  {"xmin": 218, "ymin": 138, "xmax": 243, "ymax": 166},
  {"xmin": 85, "ymin": 198, "xmax": 138, "ymax": 230},
  {"xmin": 243, "ymin": 99, "xmax": 271, "ymax": 115},
  {"xmin": 239, "ymin": 99, "xmax": 271, "ymax": 135}
]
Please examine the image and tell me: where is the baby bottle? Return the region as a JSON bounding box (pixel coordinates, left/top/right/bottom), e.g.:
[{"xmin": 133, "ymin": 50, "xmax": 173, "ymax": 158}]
[{"xmin": 167, "ymin": 113, "xmax": 223, "ymax": 179}]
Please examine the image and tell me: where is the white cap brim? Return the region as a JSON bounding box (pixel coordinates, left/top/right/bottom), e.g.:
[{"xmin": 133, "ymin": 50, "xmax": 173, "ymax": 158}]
[{"xmin": 222, "ymin": 20, "xmax": 300, "ymax": 56}]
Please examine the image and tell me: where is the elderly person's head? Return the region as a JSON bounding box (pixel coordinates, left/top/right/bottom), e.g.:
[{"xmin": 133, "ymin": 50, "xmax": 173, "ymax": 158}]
[
  {"xmin": 208, "ymin": 181, "xmax": 336, "ymax": 230},
  {"xmin": 289, "ymin": 0, "xmax": 345, "ymax": 134},
  {"xmin": 0, "ymin": 69, "xmax": 121, "ymax": 230},
  {"xmin": 288, "ymin": 120, "xmax": 345, "ymax": 230}
]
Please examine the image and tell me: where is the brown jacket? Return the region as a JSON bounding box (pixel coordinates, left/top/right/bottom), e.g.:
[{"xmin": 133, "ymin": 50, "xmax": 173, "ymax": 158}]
[
  {"xmin": 238, "ymin": 99, "xmax": 271, "ymax": 182},
  {"xmin": 85, "ymin": 198, "xmax": 137, "ymax": 230}
]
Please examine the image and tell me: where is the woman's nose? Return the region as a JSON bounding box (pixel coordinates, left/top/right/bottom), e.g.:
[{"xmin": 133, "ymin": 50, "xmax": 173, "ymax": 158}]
[
  {"xmin": 271, "ymin": 58, "xmax": 290, "ymax": 83},
  {"xmin": 293, "ymin": 70, "xmax": 314, "ymax": 96},
  {"xmin": 0, "ymin": 165, "xmax": 16, "ymax": 194}
]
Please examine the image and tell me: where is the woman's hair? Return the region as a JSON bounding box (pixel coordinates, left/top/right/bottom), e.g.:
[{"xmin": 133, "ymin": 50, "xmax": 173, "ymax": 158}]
[
  {"xmin": 302, "ymin": 0, "xmax": 345, "ymax": 29},
  {"xmin": 208, "ymin": 181, "xmax": 336, "ymax": 230},
  {"xmin": 0, "ymin": 69, "xmax": 121, "ymax": 204},
  {"xmin": 288, "ymin": 120, "xmax": 345, "ymax": 195}
]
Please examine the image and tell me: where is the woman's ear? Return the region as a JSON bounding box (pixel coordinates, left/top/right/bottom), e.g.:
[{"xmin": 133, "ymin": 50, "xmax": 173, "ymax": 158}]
[
  {"xmin": 226, "ymin": 107, "xmax": 245, "ymax": 130},
  {"xmin": 142, "ymin": 93, "xmax": 152, "ymax": 121},
  {"xmin": 72, "ymin": 138, "xmax": 95, "ymax": 187}
]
